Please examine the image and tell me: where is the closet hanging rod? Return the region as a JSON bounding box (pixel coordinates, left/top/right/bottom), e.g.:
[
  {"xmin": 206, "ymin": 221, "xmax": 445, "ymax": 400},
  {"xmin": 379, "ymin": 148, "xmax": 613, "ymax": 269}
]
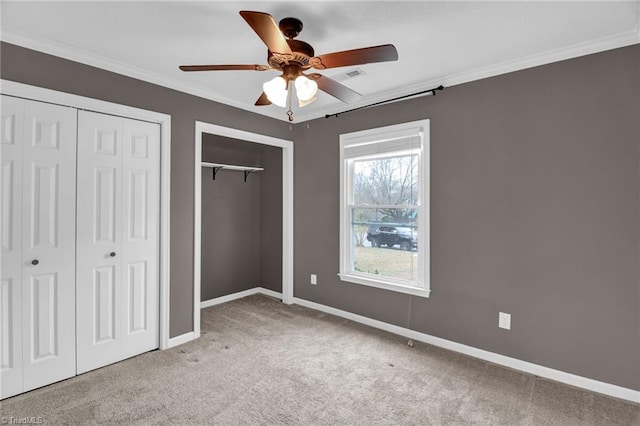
[{"xmin": 201, "ymin": 162, "xmax": 264, "ymax": 182}]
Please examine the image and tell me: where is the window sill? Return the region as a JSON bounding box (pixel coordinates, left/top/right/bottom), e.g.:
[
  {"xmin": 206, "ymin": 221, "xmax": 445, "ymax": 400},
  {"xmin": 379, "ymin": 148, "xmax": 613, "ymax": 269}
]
[{"xmin": 338, "ymin": 273, "xmax": 431, "ymax": 298}]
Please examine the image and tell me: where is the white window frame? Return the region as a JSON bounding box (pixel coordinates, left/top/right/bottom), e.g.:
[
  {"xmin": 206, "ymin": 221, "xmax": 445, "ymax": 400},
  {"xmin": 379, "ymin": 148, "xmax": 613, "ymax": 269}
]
[{"xmin": 339, "ymin": 119, "xmax": 430, "ymax": 298}]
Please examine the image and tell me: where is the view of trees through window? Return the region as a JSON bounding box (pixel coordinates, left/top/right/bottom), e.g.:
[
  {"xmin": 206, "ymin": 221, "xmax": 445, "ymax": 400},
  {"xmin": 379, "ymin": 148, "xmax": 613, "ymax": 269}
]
[{"xmin": 350, "ymin": 153, "xmax": 419, "ymax": 282}]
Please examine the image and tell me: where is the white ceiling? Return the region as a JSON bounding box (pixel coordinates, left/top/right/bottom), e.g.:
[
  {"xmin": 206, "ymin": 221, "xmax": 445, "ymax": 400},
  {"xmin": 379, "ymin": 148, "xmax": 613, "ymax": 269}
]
[{"xmin": 2, "ymin": 1, "xmax": 639, "ymax": 123}]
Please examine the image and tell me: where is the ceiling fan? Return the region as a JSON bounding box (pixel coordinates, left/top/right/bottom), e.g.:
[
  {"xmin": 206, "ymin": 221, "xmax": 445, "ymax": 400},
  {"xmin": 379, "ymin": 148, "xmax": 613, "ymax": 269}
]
[{"xmin": 179, "ymin": 11, "xmax": 399, "ymax": 121}]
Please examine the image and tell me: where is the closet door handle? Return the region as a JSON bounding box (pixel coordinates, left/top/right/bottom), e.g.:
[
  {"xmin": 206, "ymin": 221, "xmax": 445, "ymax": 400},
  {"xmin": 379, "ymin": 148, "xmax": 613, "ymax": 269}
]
[
  {"xmin": 31, "ymin": 259, "xmax": 39, "ymax": 266},
  {"xmin": 110, "ymin": 252, "xmax": 116, "ymax": 257}
]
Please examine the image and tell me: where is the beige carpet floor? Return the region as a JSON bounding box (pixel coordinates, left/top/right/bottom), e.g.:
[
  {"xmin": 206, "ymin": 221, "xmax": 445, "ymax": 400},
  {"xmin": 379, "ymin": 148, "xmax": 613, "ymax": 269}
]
[{"xmin": 1, "ymin": 294, "xmax": 638, "ymax": 425}]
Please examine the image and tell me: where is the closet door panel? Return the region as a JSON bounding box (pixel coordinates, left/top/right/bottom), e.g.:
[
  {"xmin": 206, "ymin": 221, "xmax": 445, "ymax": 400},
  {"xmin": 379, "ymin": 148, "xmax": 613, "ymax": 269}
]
[
  {"xmin": 1, "ymin": 91, "xmax": 163, "ymax": 399},
  {"xmin": 21, "ymin": 100, "xmax": 77, "ymax": 391},
  {"xmin": 121, "ymin": 119, "xmax": 159, "ymax": 358},
  {"xmin": 0, "ymin": 96, "xmax": 25, "ymax": 399},
  {"xmin": 76, "ymin": 111, "xmax": 124, "ymax": 374}
]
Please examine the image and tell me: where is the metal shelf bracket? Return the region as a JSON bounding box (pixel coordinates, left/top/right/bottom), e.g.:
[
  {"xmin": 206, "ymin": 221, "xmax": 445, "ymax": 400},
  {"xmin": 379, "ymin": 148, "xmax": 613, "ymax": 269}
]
[{"xmin": 212, "ymin": 167, "xmax": 223, "ymax": 181}]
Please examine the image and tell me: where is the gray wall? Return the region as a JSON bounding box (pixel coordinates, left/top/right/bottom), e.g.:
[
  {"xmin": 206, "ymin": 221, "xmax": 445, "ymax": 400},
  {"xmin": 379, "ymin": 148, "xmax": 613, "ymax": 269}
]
[
  {"xmin": 201, "ymin": 135, "xmax": 282, "ymax": 300},
  {"xmin": 259, "ymin": 144, "xmax": 284, "ymax": 293},
  {"xmin": 2, "ymin": 41, "xmax": 638, "ymax": 391},
  {"xmin": 0, "ymin": 42, "xmax": 292, "ymax": 337},
  {"xmin": 293, "ymin": 44, "xmax": 639, "ymax": 391}
]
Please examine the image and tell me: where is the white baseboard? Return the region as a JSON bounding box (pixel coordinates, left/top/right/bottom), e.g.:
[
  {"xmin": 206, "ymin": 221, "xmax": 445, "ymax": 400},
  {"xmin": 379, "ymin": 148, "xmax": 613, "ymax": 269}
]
[
  {"xmin": 255, "ymin": 287, "xmax": 283, "ymax": 299},
  {"xmin": 200, "ymin": 287, "xmax": 282, "ymax": 309},
  {"xmin": 195, "ymin": 288, "xmax": 638, "ymax": 403},
  {"xmin": 201, "ymin": 288, "xmax": 262, "ymax": 308},
  {"xmin": 167, "ymin": 331, "xmax": 195, "ymax": 349},
  {"xmin": 293, "ymin": 297, "xmax": 640, "ymax": 404}
]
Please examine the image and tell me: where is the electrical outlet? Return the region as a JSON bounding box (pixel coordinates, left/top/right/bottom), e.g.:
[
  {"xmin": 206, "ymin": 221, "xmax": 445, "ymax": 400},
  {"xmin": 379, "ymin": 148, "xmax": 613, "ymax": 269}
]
[
  {"xmin": 310, "ymin": 274, "xmax": 317, "ymax": 285},
  {"xmin": 498, "ymin": 312, "xmax": 511, "ymax": 330}
]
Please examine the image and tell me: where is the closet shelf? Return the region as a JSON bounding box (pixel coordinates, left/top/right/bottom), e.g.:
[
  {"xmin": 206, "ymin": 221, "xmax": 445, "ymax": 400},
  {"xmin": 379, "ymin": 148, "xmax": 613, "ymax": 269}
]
[{"xmin": 202, "ymin": 162, "xmax": 264, "ymax": 182}]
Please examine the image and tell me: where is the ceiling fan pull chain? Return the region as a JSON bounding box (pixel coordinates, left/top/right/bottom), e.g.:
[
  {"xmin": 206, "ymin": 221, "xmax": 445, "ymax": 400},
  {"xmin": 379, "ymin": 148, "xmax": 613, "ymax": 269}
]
[{"xmin": 287, "ymin": 80, "xmax": 294, "ymax": 121}]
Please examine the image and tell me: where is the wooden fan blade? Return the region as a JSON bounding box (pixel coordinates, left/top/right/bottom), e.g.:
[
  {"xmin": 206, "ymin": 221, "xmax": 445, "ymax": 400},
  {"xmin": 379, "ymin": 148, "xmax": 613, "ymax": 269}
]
[
  {"xmin": 179, "ymin": 64, "xmax": 270, "ymax": 72},
  {"xmin": 255, "ymin": 92, "xmax": 271, "ymax": 106},
  {"xmin": 308, "ymin": 74, "xmax": 361, "ymax": 104},
  {"xmin": 240, "ymin": 11, "xmax": 292, "ymax": 56},
  {"xmin": 310, "ymin": 44, "xmax": 398, "ymax": 70}
]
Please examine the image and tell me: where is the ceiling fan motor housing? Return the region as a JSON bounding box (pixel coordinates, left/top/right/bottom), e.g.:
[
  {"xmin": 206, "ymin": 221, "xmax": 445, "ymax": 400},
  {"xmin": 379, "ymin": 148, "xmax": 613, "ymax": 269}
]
[{"xmin": 268, "ymin": 39, "xmax": 315, "ymax": 71}]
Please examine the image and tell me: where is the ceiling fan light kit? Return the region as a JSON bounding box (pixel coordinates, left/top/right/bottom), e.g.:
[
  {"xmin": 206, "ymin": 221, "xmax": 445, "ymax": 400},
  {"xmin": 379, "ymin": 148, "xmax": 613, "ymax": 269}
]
[
  {"xmin": 179, "ymin": 10, "xmax": 399, "ymax": 121},
  {"xmin": 262, "ymin": 69, "xmax": 319, "ymax": 111}
]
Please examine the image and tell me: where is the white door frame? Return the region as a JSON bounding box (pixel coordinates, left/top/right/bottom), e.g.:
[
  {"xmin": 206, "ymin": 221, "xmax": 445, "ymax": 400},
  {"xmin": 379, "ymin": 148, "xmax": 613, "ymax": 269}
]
[
  {"xmin": 0, "ymin": 79, "xmax": 173, "ymax": 350},
  {"xmin": 193, "ymin": 121, "xmax": 294, "ymax": 339}
]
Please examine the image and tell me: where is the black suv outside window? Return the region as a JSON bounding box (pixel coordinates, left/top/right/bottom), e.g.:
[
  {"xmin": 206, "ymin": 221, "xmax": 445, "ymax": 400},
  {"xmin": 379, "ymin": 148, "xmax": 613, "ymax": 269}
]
[{"xmin": 366, "ymin": 225, "xmax": 417, "ymax": 251}]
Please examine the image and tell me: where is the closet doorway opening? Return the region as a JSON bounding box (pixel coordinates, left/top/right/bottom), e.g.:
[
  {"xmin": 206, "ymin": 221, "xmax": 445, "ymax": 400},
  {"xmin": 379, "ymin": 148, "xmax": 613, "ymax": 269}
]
[{"xmin": 193, "ymin": 122, "xmax": 293, "ymax": 338}]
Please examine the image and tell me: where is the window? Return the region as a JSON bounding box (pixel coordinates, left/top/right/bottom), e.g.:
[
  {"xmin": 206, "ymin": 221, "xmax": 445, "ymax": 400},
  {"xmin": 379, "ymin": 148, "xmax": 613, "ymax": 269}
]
[{"xmin": 339, "ymin": 120, "xmax": 430, "ymax": 297}]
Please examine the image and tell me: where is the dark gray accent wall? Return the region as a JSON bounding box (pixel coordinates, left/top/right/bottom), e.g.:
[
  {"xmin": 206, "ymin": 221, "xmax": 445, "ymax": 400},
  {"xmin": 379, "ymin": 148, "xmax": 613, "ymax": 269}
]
[
  {"xmin": 292, "ymin": 44, "xmax": 640, "ymax": 390},
  {"xmin": 0, "ymin": 42, "xmax": 292, "ymax": 337},
  {"xmin": 201, "ymin": 135, "xmax": 282, "ymax": 300}
]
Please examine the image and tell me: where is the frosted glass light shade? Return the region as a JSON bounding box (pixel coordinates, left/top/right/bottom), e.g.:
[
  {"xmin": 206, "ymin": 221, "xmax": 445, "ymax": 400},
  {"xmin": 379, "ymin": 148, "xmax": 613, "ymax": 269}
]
[
  {"xmin": 263, "ymin": 76, "xmax": 288, "ymax": 107},
  {"xmin": 294, "ymin": 75, "xmax": 318, "ymax": 102}
]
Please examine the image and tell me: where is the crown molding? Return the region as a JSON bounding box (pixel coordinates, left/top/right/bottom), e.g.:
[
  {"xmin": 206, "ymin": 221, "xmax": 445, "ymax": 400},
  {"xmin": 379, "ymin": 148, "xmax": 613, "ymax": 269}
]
[
  {"xmin": 0, "ymin": 30, "xmax": 286, "ymax": 122},
  {"xmin": 2, "ymin": 26, "xmax": 639, "ymax": 124},
  {"xmin": 297, "ymin": 26, "xmax": 640, "ymax": 123}
]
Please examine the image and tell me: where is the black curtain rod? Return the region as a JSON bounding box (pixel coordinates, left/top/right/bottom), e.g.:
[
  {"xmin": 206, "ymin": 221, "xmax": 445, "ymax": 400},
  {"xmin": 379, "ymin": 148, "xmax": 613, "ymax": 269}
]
[{"xmin": 325, "ymin": 85, "xmax": 445, "ymax": 119}]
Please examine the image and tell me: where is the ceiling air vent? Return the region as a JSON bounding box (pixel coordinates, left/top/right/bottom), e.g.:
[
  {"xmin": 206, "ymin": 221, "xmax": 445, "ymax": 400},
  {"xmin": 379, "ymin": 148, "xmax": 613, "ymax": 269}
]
[{"xmin": 332, "ymin": 68, "xmax": 366, "ymax": 82}]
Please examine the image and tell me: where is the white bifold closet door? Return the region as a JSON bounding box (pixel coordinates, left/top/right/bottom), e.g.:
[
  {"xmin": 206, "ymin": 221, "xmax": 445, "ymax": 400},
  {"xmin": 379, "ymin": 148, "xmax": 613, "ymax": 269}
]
[
  {"xmin": 1, "ymin": 96, "xmax": 77, "ymax": 399},
  {"xmin": 76, "ymin": 110, "xmax": 160, "ymax": 374}
]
